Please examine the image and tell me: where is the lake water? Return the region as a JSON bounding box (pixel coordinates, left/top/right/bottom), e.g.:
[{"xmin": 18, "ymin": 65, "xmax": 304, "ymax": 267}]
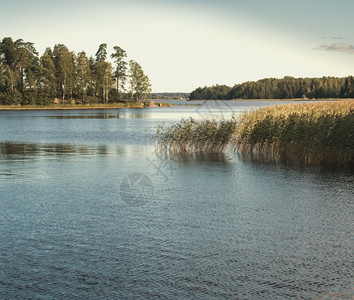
[{"xmin": 0, "ymin": 101, "xmax": 353, "ymax": 299}]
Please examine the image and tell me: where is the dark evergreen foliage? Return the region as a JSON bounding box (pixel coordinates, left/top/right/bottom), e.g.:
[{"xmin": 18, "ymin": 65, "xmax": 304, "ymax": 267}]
[
  {"xmin": 0, "ymin": 36, "xmax": 150, "ymax": 105},
  {"xmin": 189, "ymin": 76, "xmax": 354, "ymax": 100}
]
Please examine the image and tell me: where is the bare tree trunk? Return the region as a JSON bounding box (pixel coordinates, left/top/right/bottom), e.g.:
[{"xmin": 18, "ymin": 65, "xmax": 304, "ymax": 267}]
[
  {"xmin": 20, "ymin": 64, "xmax": 24, "ymax": 92},
  {"xmin": 62, "ymin": 74, "xmax": 66, "ymax": 102},
  {"xmin": 62, "ymin": 82, "xmax": 65, "ymax": 102},
  {"xmin": 116, "ymin": 57, "xmax": 120, "ymax": 94}
]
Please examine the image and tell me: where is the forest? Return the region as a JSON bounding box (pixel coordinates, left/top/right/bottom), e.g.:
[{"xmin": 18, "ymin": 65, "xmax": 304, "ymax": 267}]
[
  {"xmin": 189, "ymin": 76, "xmax": 354, "ymax": 100},
  {"xmin": 0, "ymin": 37, "xmax": 151, "ymax": 105}
]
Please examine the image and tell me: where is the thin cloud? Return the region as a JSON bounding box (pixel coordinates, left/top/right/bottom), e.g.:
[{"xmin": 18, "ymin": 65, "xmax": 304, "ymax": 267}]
[
  {"xmin": 320, "ymin": 36, "xmax": 345, "ymax": 40},
  {"xmin": 318, "ymin": 43, "xmax": 354, "ymax": 54}
]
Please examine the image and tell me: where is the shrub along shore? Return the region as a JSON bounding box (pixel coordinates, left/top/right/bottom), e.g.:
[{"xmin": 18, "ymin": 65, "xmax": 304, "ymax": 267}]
[{"xmin": 155, "ymin": 101, "xmax": 354, "ymax": 169}]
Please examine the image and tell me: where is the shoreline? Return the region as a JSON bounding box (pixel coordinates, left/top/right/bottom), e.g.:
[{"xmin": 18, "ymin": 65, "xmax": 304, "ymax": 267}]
[
  {"xmin": 0, "ymin": 102, "xmax": 173, "ymax": 111},
  {"xmin": 186, "ymin": 98, "xmax": 354, "ymax": 102},
  {"xmin": 1, "ymin": 98, "xmax": 353, "ymax": 111}
]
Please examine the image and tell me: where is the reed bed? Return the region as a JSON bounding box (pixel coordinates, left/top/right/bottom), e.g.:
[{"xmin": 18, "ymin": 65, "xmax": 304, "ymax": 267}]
[
  {"xmin": 155, "ymin": 101, "xmax": 353, "ymax": 169},
  {"xmin": 155, "ymin": 117, "xmax": 237, "ymax": 153},
  {"xmin": 234, "ymin": 101, "xmax": 353, "ymax": 168}
]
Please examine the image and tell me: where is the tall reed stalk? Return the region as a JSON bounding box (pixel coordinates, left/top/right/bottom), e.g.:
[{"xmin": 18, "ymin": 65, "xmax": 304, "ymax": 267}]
[{"xmin": 155, "ymin": 117, "xmax": 237, "ymax": 153}]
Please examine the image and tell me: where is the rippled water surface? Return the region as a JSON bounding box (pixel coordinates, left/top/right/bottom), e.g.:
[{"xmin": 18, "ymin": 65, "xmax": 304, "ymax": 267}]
[{"xmin": 0, "ymin": 101, "xmax": 353, "ymax": 299}]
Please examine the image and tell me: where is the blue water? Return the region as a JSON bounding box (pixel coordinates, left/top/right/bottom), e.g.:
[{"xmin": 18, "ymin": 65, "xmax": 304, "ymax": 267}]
[{"xmin": 0, "ymin": 101, "xmax": 353, "ymax": 299}]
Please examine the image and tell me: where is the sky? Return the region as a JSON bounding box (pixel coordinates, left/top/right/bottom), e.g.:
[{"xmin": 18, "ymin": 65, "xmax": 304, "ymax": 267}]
[{"xmin": 0, "ymin": 0, "xmax": 353, "ymax": 92}]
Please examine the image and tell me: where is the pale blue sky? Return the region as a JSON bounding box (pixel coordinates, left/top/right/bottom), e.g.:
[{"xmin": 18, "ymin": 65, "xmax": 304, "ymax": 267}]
[{"xmin": 1, "ymin": 0, "xmax": 353, "ymax": 92}]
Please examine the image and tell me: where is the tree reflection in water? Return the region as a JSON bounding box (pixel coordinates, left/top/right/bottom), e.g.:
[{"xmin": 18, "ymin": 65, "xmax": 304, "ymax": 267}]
[{"xmin": 0, "ymin": 142, "xmax": 126, "ymax": 159}]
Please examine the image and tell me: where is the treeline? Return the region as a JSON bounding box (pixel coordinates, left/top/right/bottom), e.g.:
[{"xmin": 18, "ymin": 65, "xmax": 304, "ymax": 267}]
[
  {"xmin": 189, "ymin": 76, "xmax": 354, "ymax": 100},
  {"xmin": 0, "ymin": 37, "xmax": 151, "ymax": 105}
]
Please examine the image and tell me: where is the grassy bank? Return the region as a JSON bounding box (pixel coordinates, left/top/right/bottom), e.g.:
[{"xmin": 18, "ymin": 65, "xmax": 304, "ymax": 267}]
[
  {"xmin": 0, "ymin": 102, "xmax": 172, "ymax": 110},
  {"xmin": 155, "ymin": 101, "xmax": 354, "ymax": 169}
]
